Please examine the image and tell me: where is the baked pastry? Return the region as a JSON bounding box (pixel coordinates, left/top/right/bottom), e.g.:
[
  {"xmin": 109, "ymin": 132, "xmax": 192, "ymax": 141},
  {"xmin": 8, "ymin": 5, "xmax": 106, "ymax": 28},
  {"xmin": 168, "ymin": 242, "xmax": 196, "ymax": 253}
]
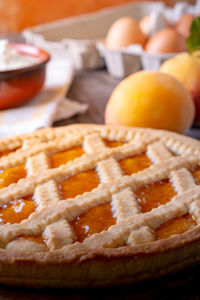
[{"xmin": 0, "ymin": 124, "xmax": 200, "ymax": 288}]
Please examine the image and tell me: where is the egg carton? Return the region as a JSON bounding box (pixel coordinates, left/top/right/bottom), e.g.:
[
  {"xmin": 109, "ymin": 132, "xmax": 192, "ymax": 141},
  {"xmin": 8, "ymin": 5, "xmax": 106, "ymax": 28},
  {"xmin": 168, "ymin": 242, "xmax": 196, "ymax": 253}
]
[
  {"xmin": 97, "ymin": 0, "xmax": 200, "ymax": 78},
  {"xmin": 97, "ymin": 43, "xmax": 175, "ymax": 77},
  {"xmin": 23, "ymin": 0, "xmax": 200, "ymax": 75},
  {"xmin": 23, "ymin": 1, "xmax": 166, "ymax": 70}
]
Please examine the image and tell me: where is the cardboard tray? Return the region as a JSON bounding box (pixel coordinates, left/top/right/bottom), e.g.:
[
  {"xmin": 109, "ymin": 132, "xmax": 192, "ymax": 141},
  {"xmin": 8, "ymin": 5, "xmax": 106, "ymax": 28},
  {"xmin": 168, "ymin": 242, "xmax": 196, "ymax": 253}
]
[{"xmin": 23, "ymin": 1, "xmax": 200, "ymax": 76}]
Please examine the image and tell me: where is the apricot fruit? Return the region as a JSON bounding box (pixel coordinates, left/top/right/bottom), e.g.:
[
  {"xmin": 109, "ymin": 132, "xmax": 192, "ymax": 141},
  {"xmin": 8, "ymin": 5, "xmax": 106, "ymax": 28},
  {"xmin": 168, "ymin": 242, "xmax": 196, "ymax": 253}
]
[
  {"xmin": 160, "ymin": 52, "xmax": 200, "ymax": 124},
  {"xmin": 105, "ymin": 71, "xmax": 195, "ymax": 133}
]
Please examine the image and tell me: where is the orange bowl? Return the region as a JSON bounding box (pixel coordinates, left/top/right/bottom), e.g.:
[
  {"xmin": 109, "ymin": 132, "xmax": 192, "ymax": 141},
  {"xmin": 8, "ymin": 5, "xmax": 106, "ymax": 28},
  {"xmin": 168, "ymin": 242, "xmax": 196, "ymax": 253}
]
[{"xmin": 0, "ymin": 43, "xmax": 50, "ymax": 109}]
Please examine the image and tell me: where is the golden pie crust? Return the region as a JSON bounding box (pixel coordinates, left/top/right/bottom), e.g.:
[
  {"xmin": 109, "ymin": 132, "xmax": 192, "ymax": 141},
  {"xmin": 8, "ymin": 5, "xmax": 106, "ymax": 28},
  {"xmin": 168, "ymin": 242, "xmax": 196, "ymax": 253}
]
[{"xmin": 0, "ymin": 124, "xmax": 200, "ymax": 287}]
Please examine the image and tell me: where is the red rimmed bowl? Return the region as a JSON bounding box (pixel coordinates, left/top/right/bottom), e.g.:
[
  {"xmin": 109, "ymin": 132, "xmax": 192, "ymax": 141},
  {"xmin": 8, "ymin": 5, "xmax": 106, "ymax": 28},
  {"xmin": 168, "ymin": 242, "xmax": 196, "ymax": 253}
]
[{"xmin": 0, "ymin": 43, "xmax": 50, "ymax": 109}]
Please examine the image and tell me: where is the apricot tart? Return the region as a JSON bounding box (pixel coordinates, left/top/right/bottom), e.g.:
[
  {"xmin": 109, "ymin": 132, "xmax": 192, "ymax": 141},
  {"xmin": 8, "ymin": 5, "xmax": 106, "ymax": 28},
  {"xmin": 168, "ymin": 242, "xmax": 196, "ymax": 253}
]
[{"xmin": 1, "ymin": 124, "xmax": 200, "ymax": 287}]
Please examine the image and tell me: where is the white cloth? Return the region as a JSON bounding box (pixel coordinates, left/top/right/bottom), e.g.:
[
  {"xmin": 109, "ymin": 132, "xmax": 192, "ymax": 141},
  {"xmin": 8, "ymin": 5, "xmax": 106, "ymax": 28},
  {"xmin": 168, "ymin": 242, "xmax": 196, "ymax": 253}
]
[{"xmin": 0, "ymin": 56, "xmax": 88, "ymax": 137}]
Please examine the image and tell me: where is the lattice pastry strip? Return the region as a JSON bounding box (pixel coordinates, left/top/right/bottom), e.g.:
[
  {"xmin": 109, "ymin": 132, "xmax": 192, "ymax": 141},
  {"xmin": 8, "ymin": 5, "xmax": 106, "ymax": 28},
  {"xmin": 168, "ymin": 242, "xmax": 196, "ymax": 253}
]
[
  {"xmin": 0, "ymin": 146, "xmax": 196, "ymax": 222},
  {"xmin": 5, "ymin": 150, "xmax": 75, "ymax": 252},
  {"xmin": 127, "ymin": 141, "xmax": 176, "ymax": 245},
  {"xmin": 0, "ymin": 125, "xmax": 139, "ymax": 170},
  {"xmin": 79, "ymin": 143, "xmax": 200, "ymax": 248},
  {"xmin": 97, "ymin": 157, "xmax": 141, "ymax": 222},
  {"xmin": 43, "ymin": 220, "xmax": 76, "ymax": 251},
  {"xmin": 0, "ymin": 147, "xmax": 198, "ymax": 248},
  {"xmin": 100, "ymin": 126, "xmax": 136, "ymax": 142},
  {"xmin": 0, "ymin": 125, "xmax": 200, "ymax": 256},
  {"xmin": 29, "ymin": 153, "xmax": 76, "ymax": 252},
  {"xmin": 170, "ymin": 167, "xmax": 200, "ymax": 224},
  {"xmin": 0, "ymin": 125, "xmax": 79, "ymax": 152},
  {"xmin": 34, "ymin": 180, "xmax": 61, "ymax": 210},
  {"xmin": 129, "ymin": 146, "xmax": 198, "ymax": 245},
  {"xmin": 1, "ymin": 125, "xmax": 200, "ymax": 288},
  {"xmin": 163, "ymin": 136, "xmax": 200, "ymax": 162},
  {"xmin": 83, "ymin": 133, "xmax": 107, "ymax": 154},
  {"xmin": 0, "ymin": 151, "xmax": 196, "ymax": 251},
  {"xmin": 131, "ymin": 156, "xmax": 198, "ymax": 189},
  {"xmin": 0, "ymin": 139, "xmax": 147, "ymax": 205},
  {"xmin": 112, "ymin": 188, "xmax": 140, "ymax": 222},
  {"xmin": 5, "ymin": 182, "xmax": 76, "ymax": 252},
  {"xmin": 26, "ymin": 152, "xmax": 50, "ymax": 176},
  {"xmin": 147, "ymin": 141, "xmax": 173, "ymax": 163},
  {"xmin": 22, "ymin": 138, "xmax": 42, "ymax": 149},
  {"xmin": 190, "ymin": 200, "xmax": 200, "ymax": 223},
  {"xmin": 97, "ymin": 158, "xmax": 123, "ymax": 183},
  {"xmin": 6, "ymin": 235, "xmax": 47, "ymax": 252},
  {"xmin": 0, "ymin": 134, "xmax": 84, "ymax": 170},
  {"xmin": 170, "ymin": 168, "xmax": 196, "ymax": 195},
  {"xmin": 0, "ymin": 188, "xmax": 111, "ymax": 248},
  {"xmin": 80, "ymin": 185, "xmax": 200, "ymax": 249}
]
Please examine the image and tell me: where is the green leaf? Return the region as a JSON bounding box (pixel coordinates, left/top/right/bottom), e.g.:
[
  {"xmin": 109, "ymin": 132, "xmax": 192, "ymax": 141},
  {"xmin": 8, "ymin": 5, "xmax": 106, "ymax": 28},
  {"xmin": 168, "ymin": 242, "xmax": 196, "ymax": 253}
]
[{"xmin": 186, "ymin": 17, "xmax": 200, "ymax": 53}]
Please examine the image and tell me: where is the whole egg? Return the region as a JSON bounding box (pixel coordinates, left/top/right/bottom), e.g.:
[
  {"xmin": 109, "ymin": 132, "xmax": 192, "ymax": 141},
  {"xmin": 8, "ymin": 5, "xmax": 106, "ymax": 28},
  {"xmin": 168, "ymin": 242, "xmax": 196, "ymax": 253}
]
[{"xmin": 105, "ymin": 17, "xmax": 146, "ymax": 49}]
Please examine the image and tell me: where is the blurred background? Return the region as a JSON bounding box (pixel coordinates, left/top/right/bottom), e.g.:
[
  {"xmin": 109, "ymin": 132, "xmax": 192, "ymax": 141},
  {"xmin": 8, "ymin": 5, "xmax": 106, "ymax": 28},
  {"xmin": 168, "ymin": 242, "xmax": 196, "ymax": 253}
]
[{"xmin": 0, "ymin": 0, "xmax": 196, "ymax": 34}]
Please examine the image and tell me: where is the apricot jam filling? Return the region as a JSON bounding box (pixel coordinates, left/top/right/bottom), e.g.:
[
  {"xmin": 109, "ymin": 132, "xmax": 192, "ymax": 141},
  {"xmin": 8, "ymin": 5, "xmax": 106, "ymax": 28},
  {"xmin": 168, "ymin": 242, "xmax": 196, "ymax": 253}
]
[
  {"xmin": 136, "ymin": 179, "xmax": 176, "ymax": 213},
  {"xmin": 0, "ymin": 164, "xmax": 26, "ymax": 189},
  {"xmin": 60, "ymin": 169, "xmax": 100, "ymax": 199},
  {"xmin": 156, "ymin": 213, "xmax": 196, "ymax": 240},
  {"xmin": 50, "ymin": 146, "xmax": 84, "ymax": 168},
  {"xmin": 103, "ymin": 139, "xmax": 124, "ymax": 148},
  {"xmin": 119, "ymin": 154, "xmax": 151, "ymax": 175},
  {"xmin": 0, "ymin": 195, "xmax": 35, "ymax": 225},
  {"xmin": 71, "ymin": 203, "xmax": 115, "ymax": 242}
]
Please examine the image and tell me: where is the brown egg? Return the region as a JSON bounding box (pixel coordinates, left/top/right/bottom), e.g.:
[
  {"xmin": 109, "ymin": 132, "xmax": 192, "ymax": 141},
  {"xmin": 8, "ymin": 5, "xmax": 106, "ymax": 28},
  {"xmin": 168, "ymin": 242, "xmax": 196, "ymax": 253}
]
[
  {"xmin": 139, "ymin": 14, "xmax": 170, "ymax": 37},
  {"xmin": 105, "ymin": 17, "xmax": 146, "ymax": 49},
  {"xmin": 145, "ymin": 28, "xmax": 186, "ymax": 54},
  {"xmin": 176, "ymin": 14, "xmax": 194, "ymax": 38},
  {"xmin": 139, "ymin": 14, "xmax": 151, "ymax": 37}
]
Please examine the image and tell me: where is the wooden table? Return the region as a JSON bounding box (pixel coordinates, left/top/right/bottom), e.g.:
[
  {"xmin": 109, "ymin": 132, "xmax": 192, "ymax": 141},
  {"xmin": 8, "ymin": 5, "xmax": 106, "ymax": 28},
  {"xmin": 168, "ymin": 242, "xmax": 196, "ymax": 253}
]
[
  {"xmin": 55, "ymin": 69, "xmax": 120, "ymax": 126},
  {"xmin": 1, "ymin": 67, "xmax": 200, "ymax": 299}
]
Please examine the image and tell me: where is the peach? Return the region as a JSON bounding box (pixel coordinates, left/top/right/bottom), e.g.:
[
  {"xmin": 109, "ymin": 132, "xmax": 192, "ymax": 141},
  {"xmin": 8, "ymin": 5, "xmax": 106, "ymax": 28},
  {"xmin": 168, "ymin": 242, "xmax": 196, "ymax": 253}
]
[
  {"xmin": 105, "ymin": 71, "xmax": 195, "ymax": 133},
  {"xmin": 160, "ymin": 52, "xmax": 200, "ymax": 124}
]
